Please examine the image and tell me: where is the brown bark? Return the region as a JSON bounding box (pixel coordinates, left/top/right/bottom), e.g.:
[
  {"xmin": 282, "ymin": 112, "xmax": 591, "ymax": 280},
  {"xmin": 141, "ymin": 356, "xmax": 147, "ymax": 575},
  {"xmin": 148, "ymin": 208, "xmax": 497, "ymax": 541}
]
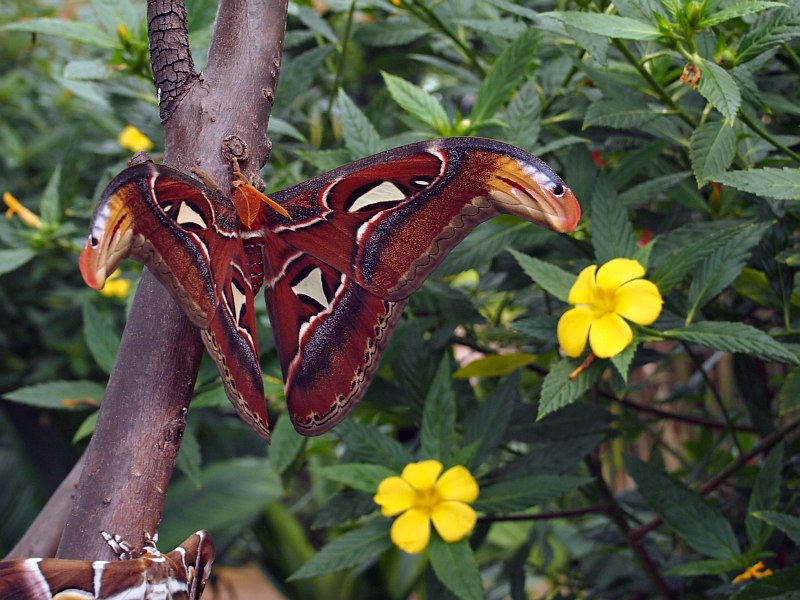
[{"xmin": 50, "ymin": 0, "xmax": 287, "ymax": 560}]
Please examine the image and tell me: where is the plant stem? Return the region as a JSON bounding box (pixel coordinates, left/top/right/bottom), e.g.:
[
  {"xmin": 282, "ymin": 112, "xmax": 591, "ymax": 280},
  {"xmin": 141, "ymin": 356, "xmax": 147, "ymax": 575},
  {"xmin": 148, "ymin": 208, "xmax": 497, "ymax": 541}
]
[{"xmin": 738, "ymin": 109, "xmax": 800, "ymax": 163}]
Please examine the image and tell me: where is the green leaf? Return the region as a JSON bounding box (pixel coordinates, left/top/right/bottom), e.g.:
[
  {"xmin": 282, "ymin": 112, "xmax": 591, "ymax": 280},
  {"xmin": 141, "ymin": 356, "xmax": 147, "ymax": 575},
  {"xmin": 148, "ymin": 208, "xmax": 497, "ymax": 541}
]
[
  {"xmin": 777, "ymin": 367, "xmax": 800, "ymax": 415},
  {"xmin": 686, "ymin": 222, "xmax": 771, "ymax": 321},
  {"xmin": 382, "ymin": 72, "xmax": 449, "ymax": 134},
  {"xmin": 754, "ymin": 511, "xmax": 800, "ymax": 546},
  {"xmin": 268, "ymin": 413, "xmax": 306, "ymax": 476},
  {"xmin": 667, "ymin": 558, "xmax": 742, "ymax": 576},
  {"xmin": 626, "ymin": 457, "xmax": 741, "ymax": 560},
  {"xmin": 3, "ymin": 380, "xmax": 104, "ymax": 410},
  {"xmin": 736, "ymin": 3, "xmax": 800, "ymax": 64},
  {"xmin": 619, "ymin": 172, "xmax": 692, "ymax": 208},
  {"xmin": 715, "ymin": 167, "xmax": 800, "ymax": 201},
  {"xmin": 175, "ymin": 428, "xmax": 202, "ymax": 488},
  {"xmin": 730, "ymin": 565, "xmax": 800, "ymax": 599},
  {"xmin": 545, "ymin": 12, "xmax": 662, "ymax": 40},
  {"xmin": 0, "ymin": 19, "xmax": 118, "ymax": 49},
  {"xmin": 591, "ymin": 178, "xmax": 637, "ymax": 263},
  {"xmin": 0, "ymin": 249, "xmax": 35, "ymax": 276},
  {"xmin": 337, "ymin": 89, "xmax": 382, "ymax": 159},
  {"xmin": 584, "ymin": 99, "xmax": 655, "ymax": 129},
  {"xmin": 509, "ymin": 249, "xmax": 575, "ymax": 302},
  {"xmin": 611, "ymin": 329, "xmax": 638, "ymax": 385},
  {"xmin": 63, "ymin": 59, "xmax": 112, "ymax": 81},
  {"xmin": 39, "ymin": 165, "xmax": 61, "ymax": 224},
  {"xmin": 421, "ymin": 356, "xmax": 455, "ymax": 463},
  {"xmin": 428, "ymin": 536, "xmax": 483, "ymax": 600},
  {"xmin": 698, "ymin": 1, "xmax": 787, "ymax": 28},
  {"xmin": 746, "ymin": 444, "xmax": 783, "ymax": 547},
  {"xmin": 506, "ymin": 79, "xmax": 541, "ymax": 151},
  {"xmin": 538, "ymin": 358, "xmax": 605, "ymax": 420},
  {"xmin": 690, "ymin": 121, "xmax": 737, "ymax": 184},
  {"xmin": 697, "ymin": 58, "xmax": 741, "ymax": 122},
  {"xmin": 335, "ymin": 420, "xmax": 414, "ymax": 471},
  {"xmin": 463, "ymin": 373, "xmax": 519, "ymax": 468},
  {"xmin": 663, "ymin": 321, "xmax": 798, "ymax": 364},
  {"xmin": 289, "ymin": 518, "xmax": 393, "ymax": 580},
  {"xmin": 72, "ymin": 410, "xmax": 99, "ymax": 443},
  {"xmin": 474, "ymin": 474, "xmax": 589, "ymax": 512},
  {"xmin": 453, "ymin": 353, "xmax": 536, "ymax": 379},
  {"xmin": 161, "ymin": 458, "xmax": 281, "ymax": 550},
  {"xmin": 314, "ymin": 463, "xmax": 396, "ymax": 493},
  {"xmin": 82, "ymin": 302, "xmax": 121, "ymax": 375},
  {"xmin": 469, "ymin": 30, "xmax": 538, "ymax": 126}
]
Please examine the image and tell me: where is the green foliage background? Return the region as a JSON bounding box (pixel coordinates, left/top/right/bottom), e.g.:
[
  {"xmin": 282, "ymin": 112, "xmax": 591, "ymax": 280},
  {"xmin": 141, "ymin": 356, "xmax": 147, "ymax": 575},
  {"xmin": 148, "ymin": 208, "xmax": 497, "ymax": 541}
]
[{"xmin": 1, "ymin": 0, "xmax": 800, "ymax": 597}]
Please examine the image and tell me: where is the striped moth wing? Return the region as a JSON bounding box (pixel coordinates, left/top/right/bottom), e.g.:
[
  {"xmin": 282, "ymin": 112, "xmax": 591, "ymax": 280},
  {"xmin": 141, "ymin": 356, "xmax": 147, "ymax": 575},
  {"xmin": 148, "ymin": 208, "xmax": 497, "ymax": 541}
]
[
  {"xmin": 79, "ymin": 137, "xmax": 580, "ymax": 439},
  {"xmin": 0, "ymin": 530, "xmax": 214, "ymax": 600}
]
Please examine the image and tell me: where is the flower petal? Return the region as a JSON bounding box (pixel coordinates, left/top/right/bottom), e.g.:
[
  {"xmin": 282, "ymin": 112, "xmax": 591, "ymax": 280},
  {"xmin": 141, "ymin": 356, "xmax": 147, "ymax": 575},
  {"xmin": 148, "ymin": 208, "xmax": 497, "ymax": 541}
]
[
  {"xmin": 614, "ymin": 279, "xmax": 663, "ymax": 325},
  {"xmin": 401, "ymin": 460, "xmax": 443, "ymax": 490},
  {"xmin": 435, "ymin": 466, "xmax": 479, "ymax": 503},
  {"xmin": 431, "ymin": 501, "xmax": 477, "ymax": 543},
  {"xmin": 588, "ymin": 312, "xmax": 633, "ymax": 358},
  {"xmin": 557, "ymin": 307, "xmax": 593, "ymax": 358},
  {"xmin": 374, "ymin": 476, "xmax": 415, "ymax": 516},
  {"xmin": 595, "ymin": 258, "xmax": 645, "ymax": 292},
  {"xmin": 567, "ymin": 265, "xmax": 598, "ymax": 304},
  {"xmin": 391, "ymin": 508, "xmax": 431, "ymax": 554}
]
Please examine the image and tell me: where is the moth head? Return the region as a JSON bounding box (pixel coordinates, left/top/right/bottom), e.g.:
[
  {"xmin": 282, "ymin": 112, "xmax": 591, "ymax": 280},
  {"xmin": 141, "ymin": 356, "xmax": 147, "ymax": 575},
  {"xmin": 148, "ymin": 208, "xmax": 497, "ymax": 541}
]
[
  {"xmin": 79, "ymin": 183, "xmax": 137, "ymax": 290},
  {"xmin": 486, "ymin": 155, "xmax": 581, "ymax": 233}
]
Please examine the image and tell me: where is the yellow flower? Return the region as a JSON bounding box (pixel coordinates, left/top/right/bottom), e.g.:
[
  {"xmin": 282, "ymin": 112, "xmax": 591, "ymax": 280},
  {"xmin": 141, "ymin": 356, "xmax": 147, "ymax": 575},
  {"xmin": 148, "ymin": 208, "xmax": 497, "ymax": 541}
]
[
  {"xmin": 732, "ymin": 561, "xmax": 773, "ymax": 583},
  {"xmin": 374, "ymin": 460, "xmax": 479, "ymax": 554},
  {"xmin": 99, "ymin": 269, "xmax": 132, "ymax": 299},
  {"xmin": 3, "ymin": 192, "xmax": 42, "ymax": 229},
  {"xmin": 557, "ymin": 258, "xmax": 662, "ymax": 359},
  {"xmin": 118, "ymin": 125, "xmax": 154, "ymax": 153}
]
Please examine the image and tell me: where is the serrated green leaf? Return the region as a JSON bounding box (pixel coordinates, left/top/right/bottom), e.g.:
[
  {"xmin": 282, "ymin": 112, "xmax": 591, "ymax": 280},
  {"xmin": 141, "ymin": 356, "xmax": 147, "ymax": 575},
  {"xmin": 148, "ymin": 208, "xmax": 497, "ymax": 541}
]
[
  {"xmin": 663, "ymin": 321, "xmax": 798, "ymax": 364},
  {"xmin": 686, "ymin": 222, "xmax": 771, "ymax": 322},
  {"xmin": 160, "ymin": 458, "xmax": 281, "ymax": 550},
  {"xmin": 611, "ymin": 329, "xmax": 638, "ymax": 384},
  {"xmin": 746, "ymin": 444, "xmax": 783, "ymax": 547},
  {"xmin": 565, "ymin": 22, "xmax": 610, "ymax": 65},
  {"xmin": 1, "ymin": 19, "xmax": 118, "ymax": 49},
  {"xmin": 428, "ymin": 536, "xmax": 483, "ymax": 600},
  {"xmin": 620, "ymin": 172, "xmax": 693, "ymax": 208},
  {"xmin": 591, "ymin": 178, "xmax": 637, "ymax": 263},
  {"xmin": 453, "ymin": 18, "xmax": 526, "ymax": 39},
  {"xmin": 538, "ymin": 358, "xmax": 605, "ymax": 419},
  {"xmin": 336, "ymin": 420, "xmax": 414, "ymax": 471},
  {"xmin": 3, "ymin": 380, "xmax": 105, "ymax": 410},
  {"xmin": 715, "ymin": 167, "xmax": 800, "ymax": 201},
  {"xmin": 175, "ymin": 428, "xmax": 202, "ymax": 488},
  {"xmin": 0, "ymin": 249, "xmax": 35, "ymax": 276},
  {"xmin": 82, "ymin": 302, "xmax": 121, "ymax": 375},
  {"xmin": 506, "ymin": 79, "xmax": 541, "ymax": 151},
  {"xmin": 289, "ymin": 518, "xmax": 393, "ymax": 580},
  {"xmin": 453, "ymin": 353, "xmax": 536, "ymax": 379},
  {"xmin": 730, "ymin": 564, "xmax": 800, "ymax": 599},
  {"xmin": 338, "ymin": 89, "xmax": 382, "ymax": 159},
  {"xmin": 39, "ymin": 165, "xmax": 61, "ymax": 224},
  {"xmin": 355, "ymin": 20, "xmax": 428, "ymax": 47},
  {"xmin": 754, "ymin": 510, "xmax": 800, "ymax": 545},
  {"xmin": 469, "ymin": 30, "xmax": 538, "ymax": 126},
  {"xmin": 546, "ymin": 12, "xmax": 662, "ymax": 40},
  {"xmin": 474, "ymin": 474, "xmax": 589, "ymax": 512},
  {"xmin": 314, "ymin": 463, "xmax": 396, "ymax": 493},
  {"xmin": 626, "ymin": 457, "xmax": 741, "ymax": 559},
  {"xmin": 778, "ymin": 367, "xmax": 800, "ymax": 415},
  {"xmin": 690, "ymin": 121, "xmax": 737, "ymax": 184},
  {"xmin": 382, "ymin": 72, "xmax": 449, "ymax": 134},
  {"xmin": 697, "ymin": 58, "xmax": 741, "ymax": 122},
  {"xmin": 509, "ymin": 249, "xmax": 575, "ymax": 302},
  {"xmin": 736, "ymin": 3, "xmax": 800, "ymax": 64},
  {"xmin": 667, "ymin": 558, "xmax": 742, "ymax": 577},
  {"xmin": 698, "ymin": 1, "xmax": 786, "ymax": 28},
  {"xmin": 421, "ymin": 356, "xmax": 455, "ymax": 463},
  {"xmin": 463, "ymin": 374, "xmax": 518, "ymax": 468},
  {"xmin": 268, "ymin": 413, "xmax": 306, "ymax": 476},
  {"xmin": 312, "ymin": 490, "xmax": 378, "ymax": 529},
  {"xmin": 584, "ymin": 99, "xmax": 654, "ymax": 129},
  {"xmin": 512, "ymin": 315, "xmax": 560, "ymax": 343}
]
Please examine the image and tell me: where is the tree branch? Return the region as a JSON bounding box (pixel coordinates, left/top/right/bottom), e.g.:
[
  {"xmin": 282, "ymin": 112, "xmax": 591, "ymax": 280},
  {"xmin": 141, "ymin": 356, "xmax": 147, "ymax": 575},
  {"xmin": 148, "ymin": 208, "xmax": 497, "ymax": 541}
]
[{"xmin": 53, "ymin": 0, "xmax": 287, "ymax": 561}]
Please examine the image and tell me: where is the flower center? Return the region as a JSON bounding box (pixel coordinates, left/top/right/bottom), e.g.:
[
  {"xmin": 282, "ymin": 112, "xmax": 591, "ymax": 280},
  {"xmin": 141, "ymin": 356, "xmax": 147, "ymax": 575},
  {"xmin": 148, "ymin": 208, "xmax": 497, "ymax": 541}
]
[
  {"xmin": 587, "ymin": 285, "xmax": 618, "ymax": 316},
  {"xmin": 412, "ymin": 485, "xmax": 441, "ymax": 515}
]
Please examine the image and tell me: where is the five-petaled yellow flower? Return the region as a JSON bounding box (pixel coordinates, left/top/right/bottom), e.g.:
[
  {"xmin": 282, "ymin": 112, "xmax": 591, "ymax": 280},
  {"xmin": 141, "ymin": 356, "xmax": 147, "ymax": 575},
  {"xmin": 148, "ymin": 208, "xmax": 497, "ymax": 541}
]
[
  {"xmin": 557, "ymin": 258, "xmax": 662, "ymax": 359},
  {"xmin": 374, "ymin": 460, "xmax": 479, "ymax": 554},
  {"xmin": 118, "ymin": 125, "xmax": 154, "ymax": 153},
  {"xmin": 732, "ymin": 561, "xmax": 773, "ymax": 583}
]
